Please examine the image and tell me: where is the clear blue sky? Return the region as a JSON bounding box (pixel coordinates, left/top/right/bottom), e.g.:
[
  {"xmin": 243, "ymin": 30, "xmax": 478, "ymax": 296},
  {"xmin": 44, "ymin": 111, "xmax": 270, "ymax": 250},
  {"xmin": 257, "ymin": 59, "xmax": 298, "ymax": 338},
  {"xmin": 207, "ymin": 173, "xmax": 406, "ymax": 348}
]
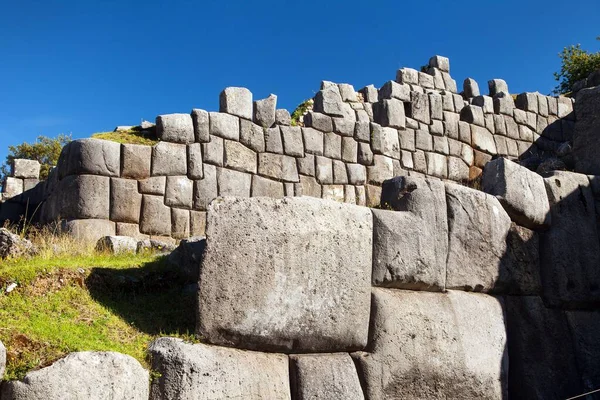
[{"xmin": 1, "ymin": 0, "xmax": 599, "ymax": 164}]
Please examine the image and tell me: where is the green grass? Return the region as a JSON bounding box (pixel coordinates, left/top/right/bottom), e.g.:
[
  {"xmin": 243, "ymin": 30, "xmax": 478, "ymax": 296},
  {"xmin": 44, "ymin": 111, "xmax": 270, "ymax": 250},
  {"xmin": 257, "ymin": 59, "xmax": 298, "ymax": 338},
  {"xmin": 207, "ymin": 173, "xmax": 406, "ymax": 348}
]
[
  {"xmin": 0, "ymin": 250, "xmax": 197, "ymax": 381},
  {"xmin": 91, "ymin": 127, "xmax": 158, "ymax": 146}
]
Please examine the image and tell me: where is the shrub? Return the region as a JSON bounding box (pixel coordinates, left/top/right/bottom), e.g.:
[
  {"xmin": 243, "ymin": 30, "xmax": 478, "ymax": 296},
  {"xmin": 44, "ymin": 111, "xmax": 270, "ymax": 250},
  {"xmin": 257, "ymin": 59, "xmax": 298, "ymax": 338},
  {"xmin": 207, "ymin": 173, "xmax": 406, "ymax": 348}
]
[{"xmin": 553, "ymin": 37, "xmax": 600, "ymax": 95}]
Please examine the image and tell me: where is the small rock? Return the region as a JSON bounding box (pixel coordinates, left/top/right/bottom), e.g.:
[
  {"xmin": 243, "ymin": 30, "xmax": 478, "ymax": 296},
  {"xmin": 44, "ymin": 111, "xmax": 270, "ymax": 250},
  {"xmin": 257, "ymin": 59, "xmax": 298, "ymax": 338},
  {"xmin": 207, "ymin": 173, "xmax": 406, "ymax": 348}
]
[
  {"xmin": 5, "ymin": 282, "xmax": 17, "ymax": 294},
  {"xmin": 136, "ymin": 239, "xmax": 177, "ymax": 254},
  {"xmin": 0, "ymin": 228, "xmax": 37, "ymax": 259},
  {"xmin": 96, "ymin": 236, "xmax": 138, "ymax": 254}
]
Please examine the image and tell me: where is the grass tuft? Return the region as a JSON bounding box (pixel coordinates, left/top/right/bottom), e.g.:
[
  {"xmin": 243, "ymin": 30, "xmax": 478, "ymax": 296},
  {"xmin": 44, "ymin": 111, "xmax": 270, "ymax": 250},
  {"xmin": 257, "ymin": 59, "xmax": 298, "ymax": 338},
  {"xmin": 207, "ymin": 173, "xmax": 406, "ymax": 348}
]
[{"xmin": 91, "ymin": 127, "xmax": 158, "ymax": 146}]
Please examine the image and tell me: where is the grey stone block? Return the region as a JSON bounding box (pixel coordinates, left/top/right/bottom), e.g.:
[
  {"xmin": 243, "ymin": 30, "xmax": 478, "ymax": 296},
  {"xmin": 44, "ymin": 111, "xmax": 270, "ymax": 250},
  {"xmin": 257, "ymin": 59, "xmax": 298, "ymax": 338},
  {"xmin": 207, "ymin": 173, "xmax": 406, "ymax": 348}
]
[
  {"xmin": 315, "ymin": 156, "xmax": 333, "ymax": 184},
  {"xmin": 189, "ymin": 210, "xmax": 206, "ymax": 237},
  {"xmin": 471, "ymin": 125, "xmax": 497, "ymax": 154},
  {"xmin": 557, "ymin": 96, "xmax": 574, "ymax": 118},
  {"xmin": 53, "ymin": 175, "xmax": 110, "ymax": 220},
  {"xmin": 396, "ymin": 67, "xmax": 419, "ymax": 85},
  {"xmin": 415, "ymin": 129, "xmax": 432, "ymax": 151},
  {"xmin": 165, "ymin": 176, "xmax": 193, "ymax": 209},
  {"xmin": 217, "ymin": 167, "xmax": 251, "ymax": 197},
  {"xmin": 253, "ymin": 94, "xmax": 277, "ymax": 128},
  {"xmin": 429, "ymin": 55, "xmax": 450, "ymax": 72},
  {"xmin": 354, "ymin": 121, "xmax": 370, "ymax": 142},
  {"xmin": 565, "ymin": 310, "xmax": 600, "ymax": 395},
  {"xmin": 515, "ymin": 92, "xmax": 539, "ymax": 113},
  {"xmin": 302, "ymin": 127, "xmax": 324, "ymax": 155},
  {"xmin": 445, "ymin": 182, "xmax": 511, "ymax": 292},
  {"xmin": 447, "ymin": 156, "xmax": 469, "ymax": 181},
  {"xmin": 96, "ymin": 235, "xmax": 138, "ymax": 254},
  {"xmin": 375, "ymin": 99, "xmax": 405, "ymax": 129},
  {"xmin": 149, "ymin": 338, "xmax": 290, "ymax": 400},
  {"xmin": 265, "ymin": 126, "xmax": 283, "ymax": 154},
  {"xmin": 426, "ymin": 152, "xmax": 447, "ymax": 178},
  {"xmin": 139, "ymin": 176, "xmax": 166, "ymax": 195},
  {"xmin": 156, "ymin": 113, "xmax": 194, "ymax": 144},
  {"xmin": 191, "ymin": 108, "xmax": 210, "ymax": 143},
  {"xmin": 418, "ymin": 71, "xmax": 435, "ymax": 89},
  {"xmin": 488, "ymin": 79, "xmax": 509, "ymax": 96},
  {"xmin": 198, "ymin": 197, "xmax": 373, "ymax": 352},
  {"xmin": 338, "ymin": 83, "xmax": 356, "ymax": 102},
  {"xmin": 251, "ymin": 175, "xmax": 284, "ymax": 198},
  {"xmin": 493, "ymin": 92, "xmax": 515, "ymax": 115},
  {"xmin": 371, "ymin": 125, "xmax": 400, "ymax": 158},
  {"xmin": 430, "ymin": 120, "xmax": 444, "ymax": 137},
  {"xmin": 299, "ymin": 175, "xmax": 322, "ymax": 198},
  {"xmin": 297, "ymin": 153, "xmax": 315, "ymax": 176},
  {"xmin": 193, "ymin": 164, "xmax": 218, "ymax": 211},
  {"xmin": 367, "ymin": 155, "xmax": 394, "ymax": 184},
  {"xmin": 314, "ymin": 85, "xmax": 345, "ymax": 117},
  {"xmin": 116, "ymin": 223, "xmax": 148, "ymax": 240},
  {"xmin": 202, "ymin": 135, "xmax": 224, "ymax": 166},
  {"xmin": 460, "ymin": 105, "xmax": 485, "ymax": 126},
  {"xmin": 58, "ymin": 139, "xmax": 121, "ymax": 178},
  {"xmin": 258, "ymin": 153, "xmax": 299, "ymax": 182},
  {"xmin": 458, "ymin": 121, "xmax": 471, "ymax": 143},
  {"xmin": 341, "ymin": 137, "xmax": 358, "ymax": 163},
  {"xmin": 357, "ymin": 143, "xmax": 373, "ymax": 165},
  {"xmin": 333, "ymin": 160, "xmax": 348, "ymax": 184},
  {"xmin": 240, "ymin": 120, "xmax": 266, "ymax": 153},
  {"xmin": 399, "ymin": 129, "xmax": 415, "ymax": 151},
  {"xmin": 433, "ymin": 135, "xmax": 449, "ymax": 154},
  {"xmin": 220, "ymin": 87, "xmax": 252, "ymax": 120},
  {"xmin": 152, "ymin": 142, "xmax": 187, "ymax": 175},
  {"xmin": 498, "ymin": 223, "xmax": 541, "ymax": 295},
  {"xmin": 359, "ymin": 84, "xmax": 378, "ymax": 103},
  {"xmin": 1, "ymin": 352, "xmax": 149, "ymax": 400},
  {"xmin": 537, "ymin": 93, "xmax": 549, "ymax": 117},
  {"xmin": 3, "ymin": 177, "xmax": 23, "ymax": 198},
  {"xmin": 324, "ymin": 132, "xmax": 342, "ymax": 159},
  {"xmin": 472, "ymin": 95, "xmax": 494, "ymax": 114},
  {"xmin": 60, "ymin": 219, "xmax": 116, "ymax": 243},
  {"xmin": 482, "ymin": 157, "xmax": 551, "ymax": 229},
  {"xmin": 322, "ymin": 185, "xmax": 344, "ymax": 202},
  {"xmin": 171, "ymin": 207, "xmax": 190, "ymax": 239},
  {"xmin": 379, "ymin": 81, "xmax": 410, "ymax": 101},
  {"xmin": 406, "ymin": 92, "xmax": 430, "ymax": 124},
  {"xmin": 332, "ymin": 117, "xmax": 355, "ymax": 136},
  {"xmin": 275, "ymin": 109, "xmax": 291, "ymax": 125},
  {"xmin": 110, "ymin": 178, "xmax": 141, "ymax": 223},
  {"xmin": 281, "ymin": 126, "xmax": 304, "ymax": 157},
  {"xmin": 290, "ymin": 354, "xmax": 364, "ymax": 400},
  {"xmin": 122, "ymin": 144, "xmax": 151, "ymax": 180},
  {"xmin": 12, "ymin": 159, "xmax": 40, "ymax": 179},
  {"xmin": 224, "ymin": 140, "xmax": 257, "ymax": 174},
  {"xmin": 357, "ymin": 289, "xmax": 507, "ymax": 400},
  {"xmin": 209, "ymin": 112, "xmax": 240, "ymax": 141},
  {"xmin": 186, "ymin": 143, "xmax": 203, "ymax": 179},
  {"xmin": 574, "ymin": 86, "xmax": 600, "ymax": 174},
  {"xmin": 304, "ymin": 112, "xmax": 333, "ymax": 132},
  {"xmin": 140, "ymin": 194, "xmax": 171, "ymax": 236},
  {"xmin": 463, "ymin": 78, "xmax": 480, "ymax": 98},
  {"xmin": 346, "ymin": 163, "xmax": 366, "ymax": 185}
]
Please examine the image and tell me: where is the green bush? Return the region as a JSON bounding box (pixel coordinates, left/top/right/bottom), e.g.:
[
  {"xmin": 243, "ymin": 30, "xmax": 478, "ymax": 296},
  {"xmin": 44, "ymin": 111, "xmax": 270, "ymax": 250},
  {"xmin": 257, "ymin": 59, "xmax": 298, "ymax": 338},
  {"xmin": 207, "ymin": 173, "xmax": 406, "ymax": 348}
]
[{"xmin": 553, "ymin": 37, "xmax": 600, "ymax": 95}]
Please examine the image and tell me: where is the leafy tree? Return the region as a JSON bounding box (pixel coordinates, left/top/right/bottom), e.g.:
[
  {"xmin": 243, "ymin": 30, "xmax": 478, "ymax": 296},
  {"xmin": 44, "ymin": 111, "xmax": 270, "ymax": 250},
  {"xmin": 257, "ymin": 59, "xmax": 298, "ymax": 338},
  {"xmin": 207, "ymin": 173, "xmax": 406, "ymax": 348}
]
[
  {"xmin": 553, "ymin": 37, "xmax": 600, "ymax": 95},
  {"xmin": 1, "ymin": 134, "xmax": 72, "ymax": 183}
]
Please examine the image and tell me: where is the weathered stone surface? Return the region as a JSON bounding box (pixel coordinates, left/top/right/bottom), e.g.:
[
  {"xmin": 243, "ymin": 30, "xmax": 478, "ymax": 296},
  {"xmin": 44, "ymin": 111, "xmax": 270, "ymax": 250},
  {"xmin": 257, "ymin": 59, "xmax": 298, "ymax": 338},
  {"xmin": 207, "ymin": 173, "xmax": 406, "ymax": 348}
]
[
  {"xmin": 565, "ymin": 310, "xmax": 600, "ymax": 394},
  {"xmin": 302, "ymin": 127, "xmax": 324, "ymax": 156},
  {"xmin": 110, "ymin": 178, "xmax": 142, "ymax": 223},
  {"xmin": 1, "ymin": 352, "xmax": 149, "ymax": 400},
  {"xmin": 167, "ymin": 237, "xmax": 205, "ymax": 281},
  {"xmin": 151, "ymin": 142, "xmax": 187, "ymax": 176},
  {"xmin": 171, "ymin": 207, "xmax": 190, "ymax": 239},
  {"xmin": 2, "ymin": 177, "xmax": 23, "ymax": 198},
  {"xmin": 220, "ymin": 87, "xmax": 252, "ymax": 120},
  {"xmin": 189, "ymin": 211, "xmax": 206, "ymax": 237},
  {"xmin": 445, "ymin": 182, "xmax": 512, "ymax": 292},
  {"xmin": 122, "ymin": 144, "xmax": 151, "ymax": 180},
  {"xmin": 460, "ymin": 105, "xmax": 485, "ymax": 126},
  {"xmin": 12, "ymin": 159, "xmax": 40, "ymax": 179},
  {"xmin": 371, "ymin": 125, "xmax": 400, "ymax": 158},
  {"xmin": 357, "ymin": 289, "xmax": 507, "ymax": 400},
  {"xmin": 358, "ymin": 142, "xmax": 373, "ymax": 165},
  {"xmin": 149, "ymin": 338, "xmax": 290, "ymax": 400},
  {"xmin": 61, "ymin": 219, "xmax": 116, "ymax": 243},
  {"xmin": 281, "ymin": 126, "xmax": 304, "ymax": 157},
  {"xmin": 488, "ymin": 79, "xmax": 509, "ymax": 96},
  {"xmin": 165, "ymin": 176, "xmax": 193, "ymax": 209},
  {"xmin": 0, "ymin": 228, "xmax": 36, "ymax": 259},
  {"xmin": 52, "ymin": 175, "xmax": 110, "ymax": 220},
  {"xmin": 140, "ymin": 195, "xmax": 171, "ymax": 236},
  {"xmin": 347, "ymin": 163, "xmax": 366, "ymax": 185},
  {"xmin": 139, "ymin": 176, "xmax": 166, "ymax": 195},
  {"xmin": 217, "ymin": 168, "xmax": 251, "ymax": 197},
  {"xmin": 304, "ymin": 112, "xmax": 333, "ymax": 132},
  {"xmin": 426, "ymin": 152, "xmax": 447, "ymax": 178},
  {"xmin": 463, "ymin": 78, "xmax": 480, "ymax": 98},
  {"xmin": 496, "ymin": 223, "xmax": 542, "ymax": 295},
  {"xmin": 506, "ymin": 296, "xmax": 582, "ymax": 400},
  {"xmin": 315, "ymin": 156, "xmax": 333, "ymax": 184},
  {"xmin": 299, "ymin": 175, "xmax": 321, "ymax": 198},
  {"xmin": 265, "ymin": 126, "xmax": 283, "ymax": 154},
  {"xmin": 240, "ymin": 120, "xmax": 265, "ymax": 153},
  {"xmin": 333, "ymin": 160, "xmax": 348, "ymax": 184},
  {"xmin": 252, "ymin": 175, "xmax": 284, "ymax": 198},
  {"xmin": 314, "ymin": 85, "xmax": 345, "ymax": 117},
  {"xmin": 187, "ymin": 143, "xmax": 203, "ymax": 179},
  {"xmin": 58, "ymin": 139, "xmax": 121, "ymax": 178},
  {"xmin": 447, "ymin": 156, "xmax": 469, "ymax": 181},
  {"xmin": 275, "ymin": 109, "xmax": 291, "ymax": 126},
  {"xmin": 209, "ymin": 112, "xmax": 240, "ymax": 141},
  {"xmin": 156, "ymin": 113, "xmax": 194, "ymax": 143},
  {"xmin": 541, "ymin": 171, "xmax": 600, "ymax": 307},
  {"xmin": 191, "ymin": 108, "xmax": 210, "ymax": 143},
  {"xmin": 202, "ymin": 135, "xmax": 224, "ymax": 166},
  {"xmin": 493, "ymin": 92, "xmax": 515, "ymax": 115},
  {"xmin": 333, "ymin": 117, "xmax": 355, "ymax": 136},
  {"xmin": 376, "ymin": 177, "xmax": 447, "ymax": 290},
  {"xmin": 290, "ymin": 353, "xmax": 364, "ymax": 400},
  {"xmin": 223, "ymin": 140, "xmax": 257, "ymax": 174},
  {"xmin": 367, "ymin": 155, "xmax": 394, "ymax": 184},
  {"xmin": 193, "ymin": 164, "xmax": 218, "ymax": 211},
  {"xmin": 253, "ymin": 94, "xmax": 277, "ymax": 128},
  {"xmin": 482, "ymin": 158, "xmax": 551, "ymax": 229},
  {"xmin": 471, "ymin": 125, "xmax": 497, "ymax": 154},
  {"xmin": 574, "ymin": 86, "xmax": 600, "ymax": 174},
  {"xmin": 96, "ymin": 235, "xmax": 138, "ymax": 254},
  {"xmin": 375, "ymin": 99, "xmax": 405, "ymax": 129},
  {"xmin": 258, "ymin": 153, "xmax": 299, "ymax": 182},
  {"xmin": 407, "ymin": 92, "xmax": 430, "ymax": 124},
  {"xmin": 116, "ymin": 223, "xmax": 148, "ymax": 240},
  {"xmin": 379, "ymin": 80, "xmax": 410, "ymax": 101},
  {"xmin": 322, "ymin": 185, "xmax": 345, "ymax": 202},
  {"xmin": 324, "ymin": 132, "xmax": 342, "ymax": 159},
  {"xmin": 198, "ymin": 197, "xmax": 372, "ymax": 352}
]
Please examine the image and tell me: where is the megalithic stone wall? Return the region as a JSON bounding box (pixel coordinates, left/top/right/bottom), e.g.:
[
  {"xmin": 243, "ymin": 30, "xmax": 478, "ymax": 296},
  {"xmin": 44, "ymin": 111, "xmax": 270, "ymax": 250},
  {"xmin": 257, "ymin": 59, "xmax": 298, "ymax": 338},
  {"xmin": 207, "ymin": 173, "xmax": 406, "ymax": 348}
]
[
  {"xmin": 0, "ymin": 159, "xmax": 44, "ymax": 223},
  {"xmin": 34, "ymin": 55, "xmax": 579, "ymax": 241}
]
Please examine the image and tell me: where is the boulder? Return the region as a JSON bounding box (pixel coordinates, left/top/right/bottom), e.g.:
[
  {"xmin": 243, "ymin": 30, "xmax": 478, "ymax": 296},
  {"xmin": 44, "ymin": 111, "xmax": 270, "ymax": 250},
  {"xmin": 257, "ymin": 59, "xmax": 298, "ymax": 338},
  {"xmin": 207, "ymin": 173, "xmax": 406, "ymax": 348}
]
[
  {"xmin": 220, "ymin": 87, "xmax": 253, "ymax": 120},
  {"xmin": 356, "ymin": 289, "xmax": 507, "ymax": 399},
  {"xmin": 541, "ymin": 171, "xmax": 600, "ymax": 307},
  {"xmin": 376, "ymin": 177, "xmax": 447, "ymax": 290},
  {"xmin": 0, "ymin": 228, "xmax": 36, "ymax": 259},
  {"xmin": 198, "ymin": 197, "xmax": 372, "ymax": 352},
  {"xmin": 96, "ymin": 236, "xmax": 138, "ymax": 254},
  {"xmin": 445, "ymin": 182, "xmax": 512, "ymax": 292},
  {"xmin": 148, "ymin": 337, "xmax": 290, "ymax": 400},
  {"xmin": 290, "ymin": 353, "xmax": 364, "ymax": 400},
  {"xmin": 1, "ymin": 351, "xmax": 149, "ymax": 400},
  {"xmin": 482, "ymin": 157, "xmax": 551, "ymax": 229},
  {"xmin": 156, "ymin": 113, "xmax": 194, "ymax": 144},
  {"xmin": 506, "ymin": 296, "xmax": 582, "ymax": 400},
  {"xmin": 167, "ymin": 237, "xmax": 206, "ymax": 282}
]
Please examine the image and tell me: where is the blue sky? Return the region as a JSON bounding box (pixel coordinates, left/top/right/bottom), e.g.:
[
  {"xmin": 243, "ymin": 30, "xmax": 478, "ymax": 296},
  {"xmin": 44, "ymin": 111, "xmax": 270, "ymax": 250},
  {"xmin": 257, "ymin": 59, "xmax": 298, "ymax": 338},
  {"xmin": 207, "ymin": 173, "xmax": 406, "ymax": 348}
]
[{"xmin": 0, "ymin": 0, "xmax": 599, "ymax": 164}]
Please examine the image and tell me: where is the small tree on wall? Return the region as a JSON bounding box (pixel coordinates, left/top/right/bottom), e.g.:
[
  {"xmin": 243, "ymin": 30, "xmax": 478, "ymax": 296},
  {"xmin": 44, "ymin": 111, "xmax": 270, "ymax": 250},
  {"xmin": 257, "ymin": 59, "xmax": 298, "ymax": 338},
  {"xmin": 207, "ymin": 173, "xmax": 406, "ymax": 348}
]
[
  {"xmin": 553, "ymin": 37, "xmax": 600, "ymax": 95},
  {"xmin": 0, "ymin": 134, "xmax": 72, "ymax": 184}
]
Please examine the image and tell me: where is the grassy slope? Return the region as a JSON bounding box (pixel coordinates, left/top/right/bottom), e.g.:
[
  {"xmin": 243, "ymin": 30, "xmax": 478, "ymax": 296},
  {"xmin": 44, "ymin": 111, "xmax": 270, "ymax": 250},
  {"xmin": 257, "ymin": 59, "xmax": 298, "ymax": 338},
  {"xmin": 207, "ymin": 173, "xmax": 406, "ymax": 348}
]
[
  {"xmin": 91, "ymin": 128, "xmax": 158, "ymax": 146},
  {"xmin": 0, "ymin": 249, "xmax": 196, "ymax": 381}
]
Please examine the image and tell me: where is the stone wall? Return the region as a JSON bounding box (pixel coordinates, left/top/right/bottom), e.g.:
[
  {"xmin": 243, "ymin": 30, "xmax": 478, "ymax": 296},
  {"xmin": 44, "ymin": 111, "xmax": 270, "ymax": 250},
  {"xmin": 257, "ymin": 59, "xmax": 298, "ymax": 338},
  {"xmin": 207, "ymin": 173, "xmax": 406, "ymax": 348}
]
[
  {"xmin": 0, "ymin": 159, "xmax": 43, "ymax": 224},
  {"xmin": 27, "ymin": 55, "xmax": 578, "ymax": 241},
  {"xmin": 2, "ymin": 161, "xmax": 600, "ymax": 398}
]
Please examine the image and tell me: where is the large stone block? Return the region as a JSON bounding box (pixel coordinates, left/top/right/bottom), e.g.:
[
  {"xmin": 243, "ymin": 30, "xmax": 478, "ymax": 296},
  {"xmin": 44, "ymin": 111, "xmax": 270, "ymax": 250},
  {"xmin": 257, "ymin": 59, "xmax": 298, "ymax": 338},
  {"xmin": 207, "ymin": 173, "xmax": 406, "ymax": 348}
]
[
  {"xmin": 191, "ymin": 108, "xmax": 210, "ymax": 143},
  {"xmin": 224, "ymin": 140, "xmax": 257, "ymax": 174},
  {"xmin": 219, "ymin": 87, "xmax": 252, "ymax": 120},
  {"xmin": 482, "ymin": 157, "xmax": 551, "ymax": 229},
  {"xmin": 140, "ymin": 194, "xmax": 171, "ymax": 236},
  {"xmin": 258, "ymin": 153, "xmax": 299, "ymax": 182},
  {"xmin": 148, "ymin": 338, "xmax": 290, "ymax": 400},
  {"xmin": 574, "ymin": 86, "xmax": 600, "ymax": 174},
  {"xmin": 156, "ymin": 113, "xmax": 194, "ymax": 144},
  {"xmin": 2, "ymin": 177, "xmax": 23, "ymax": 198},
  {"xmin": 151, "ymin": 142, "xmax": 187, "ymax": 176},
  {"xmin": 110, "ymin": 178, "xmax": 142, "ymax": 223},
  {"xmin": 209, "ymin": 112, "xmax": 240, "ymax": 141},
  {"xmin": 138, "ymin": 176, "xmax": 166, "ymax": 195},
  {"xmin": 202, "ymin": 135, "xmax": 224, "ymax": 166},
  {"xmin": 60, "ymin": 219, "xmax": 116, "ymax": 243},
  {"xmin": 497, "ymin": 223, "xmax": 542, "ymax": 295},
  {"xmin": 471, "ymin": 125, "xmax": 497, "ymax": 155},
  {"xmin": 240, "ymin": 119, "xmax": 265, "ymax": 153},
  {"xmin": 314, "ymin": 85, "xmax": 345, "ymax": 117},
  {"xmin": 253, "ymin": 94, "xmax": 277, "ymax": 128},
  {"xmin": 53, "ymin": 175, "xmax": 110, "ymax": 220},
  {"xmin": 541, "ymin": 171, "xmax": 600, "ymax": 307},
  {"xmin": 357, "ymin": 289, "xmax": 507, "ymax": 399},
  {"xmin": 376, "ymin": 177, "xmax": 448, "ymax": 290},
  {"xmin": 251, "ymin": 175, "xmax": 284, "ymax": 198},
  {"xmin": 281, "ymin": 126, "xmax": 304, "ymax": 157},
  {"xmin": 302, "ymin": 127, "xmax": 324, "ymax": 155},
  {"xmin": 171, "ymin": 207, "xmax": 190, "ymax": 239},
  {"xmin": 186, "ymin": 142, "xmax": 203, "ymax": 179},
  {"xmin": 193, "ymin": 164, "xmax": 218, "ymax": 211},
  {"xmin": 506, "ymin": 296, "xmax": 582, "ymax": 400},
  {"xmin": 217, "ymin": 167, "xmax": 251, "ymax": 197},
  {"xmin": 290, "ymin": 353, "xmax": 364, "ymax": 400},
  {"xmin": 565, "ymin": 310, "xmax": 600, "ymax": 394},
  {"xmin": 371, "ymin": 124, "xmax": 400, "ymax": 158},
  {"xmin": 406, "ymin": 92, "xmax": 430, "ymax": 124},
  {"xmin": 12, "ymin": 159, "xmax": 40, "ymax": 179},
  {"xmin": 198, "ymin": 197, "xmax": 373, "ymax": 352},
  {"xmin": 121, "ymin": 144, "xmax": 151, "ymax": 180},
  {"xmin": 445, "ymin": 182, "xmax": 511, "ymax": 292},
  {"xmin": 165, "ymin": 176, "xmax": 193, "ymax": 209},
  {"xmin": 58, "ymin": 139, "xmax": 121, "ymax": 178},
  {"xmin": 1, "ymin": 352, "xmax": 149, "ymax": 400},
  {"xmin": 367, "ymin": 155, "xmax": 393, "ymax": 184},
  {"xmin": 375, "ymin": 98, "xmax": 405, "ymax": 129},
  {"xmin": 265, "ymin": 126, "xmax": 283, "ymax": 154}
]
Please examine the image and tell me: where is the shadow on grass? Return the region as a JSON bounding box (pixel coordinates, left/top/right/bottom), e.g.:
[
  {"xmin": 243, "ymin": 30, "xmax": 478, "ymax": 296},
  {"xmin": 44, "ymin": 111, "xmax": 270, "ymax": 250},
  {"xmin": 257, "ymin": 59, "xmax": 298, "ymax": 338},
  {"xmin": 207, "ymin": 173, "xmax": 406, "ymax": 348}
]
[{"xmin": 84, "ymin": 256, "xmax": 196, "ymax": 336}]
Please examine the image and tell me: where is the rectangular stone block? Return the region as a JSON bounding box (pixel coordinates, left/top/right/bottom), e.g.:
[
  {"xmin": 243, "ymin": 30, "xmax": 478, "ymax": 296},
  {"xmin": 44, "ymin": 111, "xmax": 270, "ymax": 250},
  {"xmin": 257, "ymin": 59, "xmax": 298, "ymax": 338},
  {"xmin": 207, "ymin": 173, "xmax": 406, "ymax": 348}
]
[
  {"xmin": 156, "ymin": 113, "xmax": 194, "ymax": 144},
  {"xmin": 60, "ymin": 219, "xmax": 115, "ymax": 243},
  {"xmin": 198, "ymin": 197, "xmax": 373, "ymax": 352},
  {"xmin": 265, "ymin": 126, "xmax": 284, "ymax": 154},
  {"xmin": 186, "ymin": 143, "xmax": 203, "ymax": 179},
  {"xmin": 297, "ymin": 153, "xmax": 315, "ymax": 176},
  {"xmin": 58, "ymin": 139, "xmax": 121, "ymax": 178},
  {"xmin": 251, "ymin": 175, "xmax": 284, "ymax": 198},
  {"xmin": 406, "ymin": 92, "xmax": 430, "ymax": 124},
  {"xmin": 12, "ymin": 159, "xmax": 40, "ymax": 179},
  {"xmin": 138, "ymin": 176, "xmax": 166, "ymax": 195},
  {"xmin": 281, "ymin": 126, "xmax": 304, "ymax": 157},
  {"xmin": 367, "ymin": 155, "xmax": 394, "ymax": 184},
  {"xmin": 140, "ymin": 194, "xmax": 171, "ymax": 236},
  {"xmin": 165, "ymin": 176, "xmax": 193, "ymax": 209},
  {"xmin": 202, "ymin": 136, "xmax": 224, "ymax": 167},
  {"xmin": 217, "ymin": 167, "xmax": 251, "ymax": 197},
  {"xmin": 302, "ymin": 127, "xmax": 324, "ymax": 156},
  {"xmin": 240, "ymin": 119, "xmax": 266, "ymax": 153},
  {"xmin": 322, "ymin": 184, "xmax": 345, "ymax": 202},
  {"xmin": 323, "ymin": 132, "xmax": 342, "ymax": 159},
  {"xmin": 371, "ymin": 125, "xmax": 400, "ymax": 159},
  {"xmin": 258, "ymin": 153, "xmax": 299, "ymax": 183},
  {"xmin": 315, "ymin": 156, "xmax": 333, "ymax": 184},
  {"xmin": 299, "ymin": 175, "xmax": 322, "ymax": 198},
  {"xmin": 224, "ymin": 140, "xmax": 257, "ymax": 174},
  {"xmin": 171, "ymin": 207, "xmax": 190, "ymax": 239},
  {"xmin": 54, "ymin": 175, "xmax": 110, "ymax": 220},
  {"xmin": 116, "ymin": 222, "xmax": 148, "ymax": 240},
  {"xmin": 219, "ymin": 87, "xmax": 253, "ymax": 120},
  {"xmin": 191, "ymin": 108, "xmax": 210, "ymax": 143},
  {"xmin": 193, "ymin": 164, "xmax": 218, "ymax": 211},
  {"xmin": 152, "ymin": 142, "xmax": 187, "ymax": 176},
  {"xmin": 189, "ymin": 210, "xmax": 207, "ymax": 237},
  {"xmin": 110, "ymin": 178, "xmax": 141, "ymax": 223},
  {"xmin": 209, "ymin": 111, "xmax": 240, "ymax": 141},
  {"xmin": 122, "ymin": 144, "xmax": 151, "ymax": 180}
]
